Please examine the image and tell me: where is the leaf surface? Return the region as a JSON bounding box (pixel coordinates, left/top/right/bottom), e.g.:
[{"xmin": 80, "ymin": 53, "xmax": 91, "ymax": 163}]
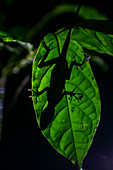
[
  {"xmin": 72, "ymin": 27, "xmax": 113, "ymax": 56},
  {"xmin": 32, "ymin": 28, "xmax": 101, "ymax": 169}
]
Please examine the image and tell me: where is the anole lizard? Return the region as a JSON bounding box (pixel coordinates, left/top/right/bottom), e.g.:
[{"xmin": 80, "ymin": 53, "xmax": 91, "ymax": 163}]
[{"xmin": 30, "ymin": 4, "xmax": 87, "ymax": 130}]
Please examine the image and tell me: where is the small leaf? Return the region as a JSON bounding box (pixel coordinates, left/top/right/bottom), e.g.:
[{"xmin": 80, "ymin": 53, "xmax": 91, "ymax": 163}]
[
  {"xmin": 72, "ymin": 27, "xmax": 113, "ymax": 56},
  {"xmin": 0, "ymin": 30, "xmax": 34, "ymax": 77},
  {"xmin": 0, "ymin": 30, "xmax": 33, "ymax": 52},
  {"xmin": 0, "ymin": 30, "xmax": 18, "ymax": 42},
  {"xmin": 78, "ymin": 5, "xmax": 107, "ymax": 20},
  {"xmin": 32, "ymin": 28, "xmax": 101, "ymax": 169}
]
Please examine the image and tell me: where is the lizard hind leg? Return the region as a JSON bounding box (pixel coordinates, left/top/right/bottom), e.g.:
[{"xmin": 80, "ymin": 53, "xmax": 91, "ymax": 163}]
[
  {"xmin": 69, "ymin": 92, "xmax": 83, "ymax": 102},
  {"xmin": 63, "ymin": 90, "xmax": 83, "ymax": 102}
]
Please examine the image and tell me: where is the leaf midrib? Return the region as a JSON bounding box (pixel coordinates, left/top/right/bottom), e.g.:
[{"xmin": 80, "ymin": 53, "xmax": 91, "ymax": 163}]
[{"xmin": 65, "ymin": 86, "xmax": 78, "ymax": 164}]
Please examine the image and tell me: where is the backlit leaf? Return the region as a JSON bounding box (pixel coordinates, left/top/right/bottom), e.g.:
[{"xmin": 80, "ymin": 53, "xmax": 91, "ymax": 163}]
[
  {"xmin": 32, "ymin": 28, "xmax": 101, "ymax": 169},
  {"xmin": 72, "ymin": 26, "xmax": 113, "ymax": 56}
]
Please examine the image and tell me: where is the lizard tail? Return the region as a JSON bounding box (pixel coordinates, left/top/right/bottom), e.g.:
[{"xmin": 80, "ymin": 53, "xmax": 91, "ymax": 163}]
[{"xmin": 40, "ymin": 105, "xmax": 54, "ymax": 130}]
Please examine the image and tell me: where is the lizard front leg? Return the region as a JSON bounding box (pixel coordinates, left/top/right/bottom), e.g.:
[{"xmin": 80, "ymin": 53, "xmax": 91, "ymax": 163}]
[{"xmin": 28, "ymin": 87, "xmax": 49, "ymax": 98}]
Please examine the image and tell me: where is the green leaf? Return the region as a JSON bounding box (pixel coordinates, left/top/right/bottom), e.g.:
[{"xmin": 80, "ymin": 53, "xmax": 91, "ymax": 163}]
[
  {"xmin": 32, "ymin": 28, "xmax": 101, "ymax": 169},
  {"xmin": 0, "ymin": 30, "xmax": 34, "ymax": 77},
  {"xmin": 53, "ymin": 4, "xmax": 107, "ymax": 20},
  {"xmin": 0, "ymin": 30, "xmax": 33, "ymax": 52},
  {"xmin": 78, "ymin": 5, "xmax": 107, "ymax": 20},
  {"xmin": 0, "ymin": 30, "xmax": 18, "ymax": 42},
  {"xmin": 72, "ymin": 27, "xmax": 113, "ymax": 56}
]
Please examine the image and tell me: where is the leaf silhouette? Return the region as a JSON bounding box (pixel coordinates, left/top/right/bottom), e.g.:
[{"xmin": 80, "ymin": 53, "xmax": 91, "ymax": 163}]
[
  {"xmin": 32, "ymin": 28, "xmax": 101, "ymax": 169},
  {"xmin": 77, "ymin": 20, "xmax": 113, "ymax": 34}
]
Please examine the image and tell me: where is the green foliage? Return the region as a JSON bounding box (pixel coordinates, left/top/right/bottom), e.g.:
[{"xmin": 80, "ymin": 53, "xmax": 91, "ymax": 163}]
[
  {"xmin": 0, "ymin": 30, "xmax": 34, "ymax": 76},
  {"xmin": 32, "ymin": 28, "xmax": 101, "ymax": 169},
  {"xmin": 1, "ymin": 1, "xmax": 113, "ymax": 169},
  {"xmin": 31, "ymin": 18, "xmax": 113, "ymax": 168},
  {"xmin": 78, "ymin": 5, "xmax": 107, "ymax": 20},
  {"xmin": 72, "ymin": 26, "xmax": 113, "ymax": 56},
  {"xmin": 0, "ymin": 30, "xmax": 33, "ymax": 51},
  {"xmin": 0, "ymin": 30, "xmax": 18, "ymax": 42}
]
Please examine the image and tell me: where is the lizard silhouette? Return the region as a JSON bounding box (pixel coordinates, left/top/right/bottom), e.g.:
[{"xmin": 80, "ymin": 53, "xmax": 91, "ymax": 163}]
[
  {"xmin": 35, "ymin": 28, "xmax": 87, "ymax": 130},
  {"xmin": 32, "ymin": 5, "xmax": 87, "ymax": 130}
]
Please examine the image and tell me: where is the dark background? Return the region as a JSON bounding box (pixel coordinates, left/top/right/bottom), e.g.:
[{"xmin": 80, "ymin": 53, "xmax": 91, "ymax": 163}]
[{"xmin": 0, "ymin": 0, "xmax": 113, "ymax": 170}]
